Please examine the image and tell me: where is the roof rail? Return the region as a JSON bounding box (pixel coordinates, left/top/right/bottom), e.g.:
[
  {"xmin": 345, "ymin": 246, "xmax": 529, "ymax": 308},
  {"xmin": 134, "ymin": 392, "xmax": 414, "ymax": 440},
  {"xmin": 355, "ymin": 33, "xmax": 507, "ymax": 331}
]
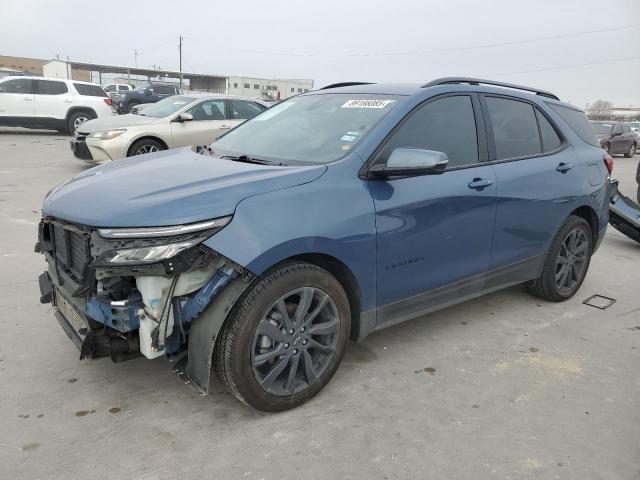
[
  {"xmin": 422, "ymin": 77, "xmax": 560, "ymax": 101},
  {"xmin": 320, "ymin": 82, "xmax": 375, "ymax": 90}
]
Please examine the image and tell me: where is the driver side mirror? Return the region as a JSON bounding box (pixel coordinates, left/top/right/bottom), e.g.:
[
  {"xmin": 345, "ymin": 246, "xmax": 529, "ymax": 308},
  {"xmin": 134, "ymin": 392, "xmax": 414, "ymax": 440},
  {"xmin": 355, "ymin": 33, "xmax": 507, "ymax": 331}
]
[
  {"xmin": 369, "ymin": 147, "xmax": 448, "ymax": 179},
  {"xmin": 145, "ymin": 88, "xmax": 153, "ymax": 96},
  {"xmin": 174, "ymin": 112, "xmax": 193, "ymax": 122}
]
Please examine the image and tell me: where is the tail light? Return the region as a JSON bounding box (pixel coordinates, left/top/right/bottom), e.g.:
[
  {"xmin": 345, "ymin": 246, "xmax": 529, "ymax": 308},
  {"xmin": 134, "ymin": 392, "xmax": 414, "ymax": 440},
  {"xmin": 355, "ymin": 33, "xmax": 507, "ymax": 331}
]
[
  {"xmin": 603, "ymin": 154, "xmax": 614, "ymax": 174},
  {"xmin": 104, "ymin": 98, "xmax": 113, "ymax": 106}
]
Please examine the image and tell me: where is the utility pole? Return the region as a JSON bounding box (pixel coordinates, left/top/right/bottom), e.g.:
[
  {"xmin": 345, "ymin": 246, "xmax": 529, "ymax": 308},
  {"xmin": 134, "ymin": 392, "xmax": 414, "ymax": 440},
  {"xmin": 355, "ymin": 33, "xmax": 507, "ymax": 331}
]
[
  {"xmin": 178, "ymin": 35, "xmax": 183, "ymax": 92},
  {"xmin": 134, "ymin": 49, "xmax": 138, "ymax": 67}
]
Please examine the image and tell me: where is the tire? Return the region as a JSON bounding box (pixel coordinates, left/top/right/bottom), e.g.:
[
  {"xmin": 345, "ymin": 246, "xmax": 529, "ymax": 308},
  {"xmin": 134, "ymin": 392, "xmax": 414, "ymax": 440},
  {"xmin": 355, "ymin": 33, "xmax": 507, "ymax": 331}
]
[
  {"xmin": 67, "ymin": 111, "xmax": 94, "ymax": 133},
  {"xmin": 529, "ymin": 215, "xmax": 593, "ymax": 302},
  {"xmin": 214, "ymin": 262, "xmax": 351, "ymax": 411},
  {"xmin": 636, "ymin": 186, "xmax": 640, "ymax": 205},
  {"xmin": 603, "ymin": 143, "xmax": 610, "ymax": 154},
  {"xmin": 128, "ymin": 138, "xmax": 165, "ymax": 156},
  {"xmin": 126, "ymin": 102, "xmax": 140, "ymax": 113},
  {"xmin": 624, "ymin": 143, "xmax": 636, "ymax": 158}
]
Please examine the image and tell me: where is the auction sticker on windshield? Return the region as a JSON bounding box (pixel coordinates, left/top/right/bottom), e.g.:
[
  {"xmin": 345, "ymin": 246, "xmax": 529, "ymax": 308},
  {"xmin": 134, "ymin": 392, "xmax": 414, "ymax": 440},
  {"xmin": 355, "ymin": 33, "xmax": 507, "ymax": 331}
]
[{"xmin": 341, "ymin": 99, "xmax": 395, "ymax": 109}]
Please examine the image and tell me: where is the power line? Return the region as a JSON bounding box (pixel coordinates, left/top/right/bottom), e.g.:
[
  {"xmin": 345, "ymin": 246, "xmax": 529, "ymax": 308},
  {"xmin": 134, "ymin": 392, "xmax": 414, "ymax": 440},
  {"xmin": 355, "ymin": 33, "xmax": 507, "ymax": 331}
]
[
  {"xmin": 480, "ymin": 55, "xmax": 640, "ymax": 77},
  {"xmin": 233, "ymin": 23, "xmax": 640, "ymax": 58}
]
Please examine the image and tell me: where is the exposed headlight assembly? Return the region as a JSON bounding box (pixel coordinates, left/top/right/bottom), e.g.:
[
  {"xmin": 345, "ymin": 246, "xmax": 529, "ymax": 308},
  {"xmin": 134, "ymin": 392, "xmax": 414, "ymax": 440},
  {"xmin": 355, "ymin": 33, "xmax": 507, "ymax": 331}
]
[
  {"xmin": 96, "ymin": 217, "xmax": 231, "ymax": 265},
  {"xmin": 89, "ymin": 129, "xmax": 127, "ymax": 140}
]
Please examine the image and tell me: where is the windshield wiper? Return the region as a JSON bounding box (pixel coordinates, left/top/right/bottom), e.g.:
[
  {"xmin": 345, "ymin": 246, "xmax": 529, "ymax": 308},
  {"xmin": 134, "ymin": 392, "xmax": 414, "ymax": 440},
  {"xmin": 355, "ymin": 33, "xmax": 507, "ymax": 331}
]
[{"xmin": 221, "ymin": 154, "xmax": 285, "ymax": 166}]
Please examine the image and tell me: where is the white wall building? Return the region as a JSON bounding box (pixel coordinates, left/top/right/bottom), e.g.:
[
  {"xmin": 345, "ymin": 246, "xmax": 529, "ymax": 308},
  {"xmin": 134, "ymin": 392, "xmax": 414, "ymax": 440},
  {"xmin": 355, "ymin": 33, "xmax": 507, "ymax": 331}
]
[{"xmin": 227, "ymin": 76, "xmax": 314, "ymax": 100}]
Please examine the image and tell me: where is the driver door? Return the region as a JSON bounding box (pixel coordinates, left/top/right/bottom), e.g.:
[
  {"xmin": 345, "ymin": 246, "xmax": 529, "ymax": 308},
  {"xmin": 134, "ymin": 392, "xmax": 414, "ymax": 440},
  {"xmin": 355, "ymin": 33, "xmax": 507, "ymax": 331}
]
[
  {"xmin": 171, "ymin": 99, "xmax": 230, "ymax": 147},
  {"xmin": 368, "ymin": 94, "xmax": 497, "ymax": 327}
]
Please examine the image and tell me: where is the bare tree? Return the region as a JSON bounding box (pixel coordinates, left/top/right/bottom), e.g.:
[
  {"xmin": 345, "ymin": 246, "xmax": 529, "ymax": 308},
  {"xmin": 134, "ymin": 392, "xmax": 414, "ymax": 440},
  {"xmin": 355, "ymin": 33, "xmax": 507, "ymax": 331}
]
[{"xmin": 587, "ymin": 100, "xmax": 613, "ymax": 120}]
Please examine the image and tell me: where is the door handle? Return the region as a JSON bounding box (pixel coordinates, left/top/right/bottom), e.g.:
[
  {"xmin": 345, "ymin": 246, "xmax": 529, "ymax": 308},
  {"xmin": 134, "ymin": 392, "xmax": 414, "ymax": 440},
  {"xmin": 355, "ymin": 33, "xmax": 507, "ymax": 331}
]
[
  {"xmin": 220, "ymin": 125, "xmax": 231, "ymax": 130},
  {"xmin": 468, "ymin": 178, "xmax": 494, "ymax": 190},
  {"xmin": 556, "ymin": 162, "xmax": 574, "ymax": 173},
  {"xmin": 23, "ymin": 97, "xmax": 32, "ymax": 101}
]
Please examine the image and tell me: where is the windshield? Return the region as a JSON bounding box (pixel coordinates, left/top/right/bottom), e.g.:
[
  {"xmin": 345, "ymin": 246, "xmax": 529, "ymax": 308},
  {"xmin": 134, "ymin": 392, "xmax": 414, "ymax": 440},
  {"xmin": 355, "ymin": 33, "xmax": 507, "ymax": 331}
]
[
  {"xmin": 138, "ymin": 96, "xmax": 195, "ymax": 118},
  {"xmin": 591, "ymin": 122, "xmax": 613, "ymax": 135},
  {"xmin": 629, "ymin": 122, "xmax": 640, "ymax": 130},
  {"xmin": 212, "ymin": 93, "xmax": 402, "ymax": 164}
]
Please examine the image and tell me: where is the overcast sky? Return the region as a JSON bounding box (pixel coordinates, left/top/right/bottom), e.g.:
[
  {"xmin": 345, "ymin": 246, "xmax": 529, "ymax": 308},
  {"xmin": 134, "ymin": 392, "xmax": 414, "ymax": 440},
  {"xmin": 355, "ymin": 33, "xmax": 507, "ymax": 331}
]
[{"xmin": 1, "ymin": 0, "xmax": 638, "ymax": 107}]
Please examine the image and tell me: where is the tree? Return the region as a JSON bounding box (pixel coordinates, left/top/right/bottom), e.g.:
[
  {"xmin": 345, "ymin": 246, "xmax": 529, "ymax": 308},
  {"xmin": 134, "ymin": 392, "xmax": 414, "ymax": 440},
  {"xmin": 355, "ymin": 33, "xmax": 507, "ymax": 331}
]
[{"xmin": 587, "ymin": 100, "xmax": 613, "ymax": 120}]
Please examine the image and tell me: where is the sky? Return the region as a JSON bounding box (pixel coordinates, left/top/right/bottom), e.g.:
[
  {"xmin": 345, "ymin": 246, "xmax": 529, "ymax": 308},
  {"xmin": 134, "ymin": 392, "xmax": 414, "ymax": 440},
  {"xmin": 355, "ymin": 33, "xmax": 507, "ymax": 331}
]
[{"xmin": 1, "ymin": 0, "xmax": 639, "ymax": 108}]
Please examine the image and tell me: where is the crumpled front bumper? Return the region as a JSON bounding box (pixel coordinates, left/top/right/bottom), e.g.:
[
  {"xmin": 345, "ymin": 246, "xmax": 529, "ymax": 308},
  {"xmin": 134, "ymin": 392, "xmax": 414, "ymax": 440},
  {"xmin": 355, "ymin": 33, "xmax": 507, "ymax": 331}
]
[{"xmin": 608, "ymin": 180, "xmax": 640, "ymax": 244}]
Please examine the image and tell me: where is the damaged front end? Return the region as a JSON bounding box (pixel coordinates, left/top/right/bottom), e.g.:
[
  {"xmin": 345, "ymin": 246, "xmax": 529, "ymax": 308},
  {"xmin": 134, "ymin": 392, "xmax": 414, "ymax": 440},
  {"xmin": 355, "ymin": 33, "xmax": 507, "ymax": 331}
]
[{"xmin": 35, "ymin": 216, "xmax": 253, "ymax": 376}]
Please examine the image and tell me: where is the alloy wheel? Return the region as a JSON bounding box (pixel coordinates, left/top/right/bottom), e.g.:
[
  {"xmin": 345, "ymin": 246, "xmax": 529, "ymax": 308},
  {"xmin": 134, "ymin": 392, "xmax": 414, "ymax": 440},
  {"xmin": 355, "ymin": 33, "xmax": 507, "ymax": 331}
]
[
  {"xmin": 630, "ymin": 144, "xmax": 636, "ymax": 157},
  {"xmin": 135, "ymin": 145, "xmax": 159, "ymax": 155},
  {"xmin": 251, "ymin": 287, "xmax": 340, "ymax": 396},
  {"xmin": 73, "ymin": 116, "xmax": 88, "ymax": 130},
  {"xmin": 555, "ymin": 228, "xmax": 588, "ymax": 295}
]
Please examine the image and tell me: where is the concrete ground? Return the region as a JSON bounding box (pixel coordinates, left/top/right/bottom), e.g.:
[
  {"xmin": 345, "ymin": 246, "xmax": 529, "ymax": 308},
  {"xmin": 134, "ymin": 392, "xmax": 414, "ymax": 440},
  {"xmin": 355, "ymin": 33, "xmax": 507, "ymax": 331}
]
[{"xmin": 0, "ymin": 128, "xmax": 638, "ymax": 480}]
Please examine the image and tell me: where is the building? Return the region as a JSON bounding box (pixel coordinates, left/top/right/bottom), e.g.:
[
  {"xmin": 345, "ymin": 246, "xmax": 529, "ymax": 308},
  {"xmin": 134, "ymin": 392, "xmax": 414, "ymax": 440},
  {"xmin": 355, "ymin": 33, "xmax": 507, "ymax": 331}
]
[
  {"xmin": 0, "ymin": 55, "xmax": 90, "ymax": 81},
  {"xmin": 227, "ymin": 76, "xmax": 313, "ymax": 101},
  {"xmin": 0, "ymin": 55, "xmax": 313, "ymax": 99}
]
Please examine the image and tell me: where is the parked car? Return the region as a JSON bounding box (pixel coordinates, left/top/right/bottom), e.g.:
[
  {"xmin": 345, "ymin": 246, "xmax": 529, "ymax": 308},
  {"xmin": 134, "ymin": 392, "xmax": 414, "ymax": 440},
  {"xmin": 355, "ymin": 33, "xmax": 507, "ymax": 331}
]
[
  {"xmin": 37, "ymin": 78, "xmax": 612, "ymax": 411},
  {"xmin": 102, "ymin": 83, "xmax": 135, "ymax": 98},
  {"xmin": 112, "ymin": 83, "xmax": 181, "ymax": 114},
  {"xmin": 590, "ymin": 120, "xmax": 637, "ymax": 157},
  {"xmin": 0, "ymin": 76, "xmax": 113, "ymax": 133},
  {"xmin": 628, "ymin": 121, "xmax": 640, "ymax": 136},
  {"xmin": 70, "ymin": 95, "xmax": 269, "ymax": 162}
]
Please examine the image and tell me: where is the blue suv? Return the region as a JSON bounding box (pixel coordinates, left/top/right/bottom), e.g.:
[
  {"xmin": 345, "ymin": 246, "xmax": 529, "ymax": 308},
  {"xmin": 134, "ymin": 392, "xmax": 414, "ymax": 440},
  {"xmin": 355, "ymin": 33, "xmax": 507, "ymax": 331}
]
[{"xmin": 37, "ymin": 78, "xmax": 612, "ymax": 411}]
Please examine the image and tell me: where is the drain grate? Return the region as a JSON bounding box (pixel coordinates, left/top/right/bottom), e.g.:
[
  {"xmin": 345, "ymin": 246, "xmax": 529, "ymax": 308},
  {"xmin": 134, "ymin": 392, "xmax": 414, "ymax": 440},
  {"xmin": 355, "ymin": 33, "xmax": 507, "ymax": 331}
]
[{"xmin": 583, "ymin": 294, "xmax": 616, "ymax": 310}]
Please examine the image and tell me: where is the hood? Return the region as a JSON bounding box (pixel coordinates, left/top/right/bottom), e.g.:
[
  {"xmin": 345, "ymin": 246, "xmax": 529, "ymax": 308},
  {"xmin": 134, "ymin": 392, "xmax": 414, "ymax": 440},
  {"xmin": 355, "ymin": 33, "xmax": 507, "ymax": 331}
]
[
  {"xmin": 43, "ymin": 147, "xmax": 327, "ymax": 227},
  {"xmin": 78, "ymin": 114, "xmax": 159, "ymax": 134}
]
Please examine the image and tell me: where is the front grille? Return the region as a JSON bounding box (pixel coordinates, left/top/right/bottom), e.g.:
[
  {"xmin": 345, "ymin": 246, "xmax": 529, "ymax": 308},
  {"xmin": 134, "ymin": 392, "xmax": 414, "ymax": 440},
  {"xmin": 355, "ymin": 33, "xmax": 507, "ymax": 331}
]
[
  {"xmin": 50, "ymin": 223, "xmax": 91, "ymax": 282},
  {"xmin": 54, "ymin": 288, "xmax": 88, "ymax": 338}
]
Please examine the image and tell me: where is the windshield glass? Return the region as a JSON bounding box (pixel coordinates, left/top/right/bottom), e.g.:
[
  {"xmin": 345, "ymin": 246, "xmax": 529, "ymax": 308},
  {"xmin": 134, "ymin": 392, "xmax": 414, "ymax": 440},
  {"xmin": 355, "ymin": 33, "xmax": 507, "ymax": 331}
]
[
  {"xmin": 212, "ymin": 93, "xmax": 402, "ymax": 164},
  {"xmin": 591, "ymin": 122, "xmax": 613, "ymax": 135},
  {"xmin": 139, "ymin": 96, "xmax": 195, "ymax": 118},
  {"xmin": 629, "ymin": 122, "xmax": 640, "ymax": 130}
]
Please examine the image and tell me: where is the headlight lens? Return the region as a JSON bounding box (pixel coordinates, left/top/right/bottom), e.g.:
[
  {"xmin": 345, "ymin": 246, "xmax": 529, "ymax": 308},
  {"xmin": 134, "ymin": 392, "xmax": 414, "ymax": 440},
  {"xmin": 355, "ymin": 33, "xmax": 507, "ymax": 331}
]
[
  {"xmin": 96, "ymin": 217, "xmax": 232, "ymax": 264},
  {"xmin": 103, "ymin": 241, "xmax": 196, "ymax": 264},
  {"xmin": 89, "ymin": 129, "xmax": 127, "ymax": 140}
]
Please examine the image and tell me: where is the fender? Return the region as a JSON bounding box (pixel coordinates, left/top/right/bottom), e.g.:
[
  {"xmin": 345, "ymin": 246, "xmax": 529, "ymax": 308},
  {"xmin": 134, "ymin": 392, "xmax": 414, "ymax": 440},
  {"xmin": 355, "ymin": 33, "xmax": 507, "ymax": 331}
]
[{"xmin": 186, "ymin": 274, "xmax": 254, "ymax": 393}]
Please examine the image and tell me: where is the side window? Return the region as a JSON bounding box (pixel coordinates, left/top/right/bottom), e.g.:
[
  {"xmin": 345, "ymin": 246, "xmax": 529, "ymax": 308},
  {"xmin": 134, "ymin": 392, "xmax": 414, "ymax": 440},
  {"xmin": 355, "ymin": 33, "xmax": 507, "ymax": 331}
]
[
  {"xmin": 186, "ymin": 99, "xmax": 226, "ymax": 121},
  {"xmin": 117, "ymin": 85, "xmax": 129, "ymax": 91},
  {"xmin": 231, "ymin": 100, "xmax": 264, "ymax": 120},
  {"xmin": 485, "ymin": 97, "xmax": 541, "ymax": 160},
  {"xmin": 613, "ymin": 124, "xmax": 622, "ymax": 135},
  {"xmin": 376, "ymin": 95, "xmax": 478, "ymax": 169},
  {"xmin": 547, "ymin": 103, "xmax": 599, "ymax": 147},
  {"xmin": 0, "ymin": 78, "xmax": 35, "ymax": 94},
  {"xmin": 37, "ymin": 80, "xmax": 68, "ymax": 95},
  {"xmin": 622, "ymin": 125, "xmax": 631, "ymax": 134},
  {"xmin": 104, "ymin": 85, "xmax": 116, "ymax": 92},
  {"xmin": 73, "ymin": 83, "xmax": 108, "ymax": 97},
  {"xmin": 535, "ymin": 110, "xmax": 562, "ymax": 152}
]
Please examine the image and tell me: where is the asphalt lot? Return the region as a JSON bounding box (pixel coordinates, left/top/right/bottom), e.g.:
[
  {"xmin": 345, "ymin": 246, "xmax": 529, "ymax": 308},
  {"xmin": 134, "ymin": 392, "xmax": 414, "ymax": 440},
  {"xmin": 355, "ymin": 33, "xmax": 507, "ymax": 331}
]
[{"xmin": 1, "ymin": 128, "xmax": 639, "ymax": 480}]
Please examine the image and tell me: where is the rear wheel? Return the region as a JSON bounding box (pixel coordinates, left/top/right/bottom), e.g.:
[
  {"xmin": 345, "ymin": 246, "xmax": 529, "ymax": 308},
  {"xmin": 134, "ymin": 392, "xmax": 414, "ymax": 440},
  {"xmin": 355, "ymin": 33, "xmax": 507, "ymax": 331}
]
[
  {"xmin": 67, "ymin": 111, "xmax": 94, "ymax": 134},
  {"xmin": 128, "ymin": 138, "xmax": 165, "ymax": 156},
  {"xmin": 624, "ymin": 143, "xmax": 636, "ymax": 158},
  {"xmin": 215, "ymin": 262, "xmax": 351, "ymax": 411},
  {"xmin": 603, "ymin": 143, "xmax": 610, "ymax": 154},
  {"xmin": 530, "ymin": 216, "xmax": 593, "ymax": 302}
]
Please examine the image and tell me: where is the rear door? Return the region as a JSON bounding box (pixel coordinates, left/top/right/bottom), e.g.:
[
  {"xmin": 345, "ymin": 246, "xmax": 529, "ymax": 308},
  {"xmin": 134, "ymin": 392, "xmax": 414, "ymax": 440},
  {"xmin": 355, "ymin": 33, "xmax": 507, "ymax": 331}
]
[
  {"xmin": 170, "ymin": 98, "xmax": 229, "ymax": 147},
  {"xmin": 369, "ymin": 94, "xmax": 498, "ymax": 326},
  {"xmin": 610, "ymin": 124, "xmax": 625, "ymax": 153},
  {"xmin": 34, "ymin": 79, "xmax": 71, "ymax": 121},
  {"xmin": 482, "ymin": 95, "xmax": 581, "ymax": 282},
  {"xmin": 0, "ymin": 78, "xmax": 35, "ymax": 123}
]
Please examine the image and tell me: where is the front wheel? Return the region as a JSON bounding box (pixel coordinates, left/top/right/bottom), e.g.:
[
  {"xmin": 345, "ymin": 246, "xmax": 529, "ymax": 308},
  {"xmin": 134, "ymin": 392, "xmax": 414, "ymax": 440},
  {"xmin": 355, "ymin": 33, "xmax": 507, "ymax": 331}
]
[
  {"xmin": 128, "ymin": 138, "xmax": 165, "ymax": 156},
  {"xmin": 624, "ymin": 143, "xmax": 636, "ymax": 158},
  {"xmin": 529, "ymin": 215, "xmax": 593, "ymax": 302},
  {"xmin": 215, "ymin": 262, "xmax": 351, "ymax": 411}
]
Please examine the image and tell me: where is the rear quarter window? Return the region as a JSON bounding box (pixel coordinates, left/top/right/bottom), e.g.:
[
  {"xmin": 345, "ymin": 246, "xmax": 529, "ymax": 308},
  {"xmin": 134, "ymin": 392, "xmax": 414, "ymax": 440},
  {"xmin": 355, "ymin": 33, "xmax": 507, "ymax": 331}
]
[
  {"xmin": 73, "ymin": 83, "xmax": 108, "ymax": 97},
  {"xmin": 547, "ymin": 103, "xmax": 599, "ymax": 147}
]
